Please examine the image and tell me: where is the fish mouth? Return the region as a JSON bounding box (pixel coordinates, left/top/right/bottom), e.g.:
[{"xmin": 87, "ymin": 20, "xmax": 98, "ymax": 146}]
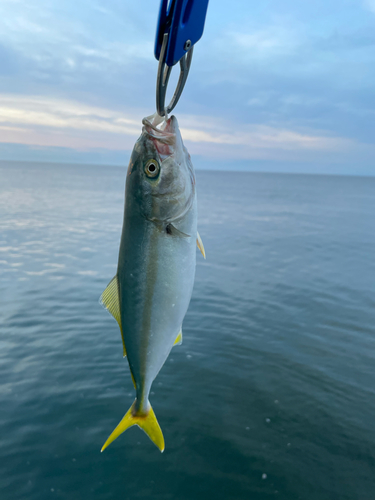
[
  {"xmin": 163, "ymin": 115, "xmax": 177, "ymax": 134},
  {"xmin": 142, "ymin": 113, "xmax": 182, "ymax": 160},
  {"xmin": 142, "ymin": 113, "xmax": 175, "ymax": 145}
]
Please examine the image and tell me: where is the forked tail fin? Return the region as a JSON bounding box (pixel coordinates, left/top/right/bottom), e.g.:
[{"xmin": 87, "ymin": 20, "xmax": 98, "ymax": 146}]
[{"xmin": 101, "ymin": 400, "xmax": 165, "ymax": 453}]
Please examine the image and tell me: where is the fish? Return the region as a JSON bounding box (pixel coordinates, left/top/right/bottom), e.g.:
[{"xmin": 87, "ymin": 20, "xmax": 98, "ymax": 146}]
[{"xmin": 100, "ymin": 112, "xmax": 205, "ymax": 452}]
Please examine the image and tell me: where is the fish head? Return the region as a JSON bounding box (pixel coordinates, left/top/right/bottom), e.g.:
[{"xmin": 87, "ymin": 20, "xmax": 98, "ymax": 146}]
[{"xmin": 126, "ymin": 113, "xmax": 195, "ymax": 224}]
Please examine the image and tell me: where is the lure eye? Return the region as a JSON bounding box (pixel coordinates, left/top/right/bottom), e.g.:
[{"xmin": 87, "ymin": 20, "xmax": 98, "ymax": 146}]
[{"xmin": 145, "ymin": 159, "xmax": 160, "ymax": 178}]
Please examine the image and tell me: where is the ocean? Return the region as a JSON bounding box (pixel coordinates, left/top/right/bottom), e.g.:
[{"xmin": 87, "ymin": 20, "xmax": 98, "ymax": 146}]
[{"xmin": 0, "ymin": 160, "xmax": 374, "ymax": 500}]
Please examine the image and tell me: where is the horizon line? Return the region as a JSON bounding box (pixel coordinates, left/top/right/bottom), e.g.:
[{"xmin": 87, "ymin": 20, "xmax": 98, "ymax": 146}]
[{"xmin": 0, "ymin": 158, "xmax": 374, "ymax": 179}]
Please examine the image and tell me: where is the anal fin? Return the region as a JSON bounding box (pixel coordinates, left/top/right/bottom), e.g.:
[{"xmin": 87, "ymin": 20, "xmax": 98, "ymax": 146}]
[
  {"xmin": 173, "ymin": 328, "xmax": 183, "ymax": 346},
  {"xmin": 100, "ymin": 275, "xmax": 127, "ymax": 356}
]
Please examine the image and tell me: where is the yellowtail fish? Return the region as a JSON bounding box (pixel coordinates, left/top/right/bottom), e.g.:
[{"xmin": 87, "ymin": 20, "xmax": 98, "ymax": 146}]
[{"xmin": 100, "ymin": 112, "xmax": 205, "ymax": 452}]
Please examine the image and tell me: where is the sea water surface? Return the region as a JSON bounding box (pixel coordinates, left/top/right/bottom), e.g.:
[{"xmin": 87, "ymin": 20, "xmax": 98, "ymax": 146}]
[{"xmin": 0, "ymin": 160, "xmax": 374, "ymax": 500}]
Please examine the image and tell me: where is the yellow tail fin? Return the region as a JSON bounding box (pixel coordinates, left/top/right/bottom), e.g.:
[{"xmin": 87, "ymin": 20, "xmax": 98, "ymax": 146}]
[{"xmin": 101, "ymin": 400, "xmax": 165, "ymax": 453}]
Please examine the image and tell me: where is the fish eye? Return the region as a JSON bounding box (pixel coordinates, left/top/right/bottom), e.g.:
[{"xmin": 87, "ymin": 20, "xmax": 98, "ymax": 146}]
[{"xmin": 145, "ymin": 159, "xmax": 160, "ymax": 178}]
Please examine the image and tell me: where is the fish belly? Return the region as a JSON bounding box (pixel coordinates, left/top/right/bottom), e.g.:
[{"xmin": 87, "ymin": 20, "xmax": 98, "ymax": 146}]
[{"xmin": 117, "ymin": 206, "xmax": 196, "ymax": 398}]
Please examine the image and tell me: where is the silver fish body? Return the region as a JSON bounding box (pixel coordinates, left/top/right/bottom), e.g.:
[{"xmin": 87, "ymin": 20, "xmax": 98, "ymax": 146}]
[{"xmin": 100, "ymin": 113, "xmax": 203, "ymax": 452}]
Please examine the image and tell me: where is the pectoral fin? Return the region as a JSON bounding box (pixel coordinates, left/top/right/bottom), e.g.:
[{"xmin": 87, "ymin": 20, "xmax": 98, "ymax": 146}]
[
  {"xmin": 196, "ymin": 231, "xmax": 206, "ymax": 259},
  {"xmin": 166, "ymin": 223, "xmax": 190, "ymax": 238},
  {"xmin": 100, "ymin": 275, "xmax": 127, "ymax": 357}
]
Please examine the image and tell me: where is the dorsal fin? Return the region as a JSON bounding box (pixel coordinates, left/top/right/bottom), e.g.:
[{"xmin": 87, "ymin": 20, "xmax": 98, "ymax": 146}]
[
  {"xmin": 100, "ymin": 275, "xmax": 127, "ymax": 356},
  {"xmin": 196, "ymin": 231, "xmax": 206, "ymax": 259}
]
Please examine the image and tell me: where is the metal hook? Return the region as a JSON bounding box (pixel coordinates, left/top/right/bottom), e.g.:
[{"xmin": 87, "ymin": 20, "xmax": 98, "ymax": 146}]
[{"xmin": 156, "ymin": 33, "xmax": 194, "ymax": 117}]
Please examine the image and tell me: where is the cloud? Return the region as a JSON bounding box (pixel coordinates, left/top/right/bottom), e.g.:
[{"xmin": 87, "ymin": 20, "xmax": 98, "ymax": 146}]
[
  {"xmin": 0, "ymin": 1, "xmax": 155, "ymax": 62},
  {"xmin": 0, "ymin": 1, "xmax": 373, "ymax": 174},
  {"xmin": 180, "ymin": 115, "xmax": 347, "ymax": 156},
  {"xmin": 223, "ymin": 24, "xmax": 302, "ymax": 61},
  {"xmin": 0, "ymin": 0, "xmax": 155, "ymax": 96},
  {"xmin": 0, "ymin": 94, "xmax": 359, "ymax": 163},
  {"xmin": 0, "ymin": 95, "xmax": 140, "ymax": 134},
  {"xmin": 0, "ymin": 95, "xmax": 142, "ymax": 150}
]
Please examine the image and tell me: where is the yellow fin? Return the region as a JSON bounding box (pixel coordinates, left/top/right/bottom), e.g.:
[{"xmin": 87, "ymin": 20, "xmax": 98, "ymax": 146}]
[
  {"xmin": 173, "ymin": 329, "xmax": 183, "ymax": 346},
  {"xmin": 196, "ymin": 231, "xmax": 206, "ymax": 259},
  {"xmin": 101, "ymin": 400, "xmax": 165, "ymax": 453},
  {"xmin": 100, "ymin": 275, "xmax": 126, "ymax": 356}
]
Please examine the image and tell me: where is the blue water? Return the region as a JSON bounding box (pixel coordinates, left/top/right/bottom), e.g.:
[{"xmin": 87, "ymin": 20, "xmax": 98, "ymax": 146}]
[{"xmin": 1, "ymin": 160, "xmax": 374, "ymax": 500}]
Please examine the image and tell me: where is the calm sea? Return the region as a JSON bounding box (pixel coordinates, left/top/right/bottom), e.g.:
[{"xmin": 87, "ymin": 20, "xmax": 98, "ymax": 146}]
[{"xmin": 0, "ymin": 160, "xmax": 374, "ymax": 500}]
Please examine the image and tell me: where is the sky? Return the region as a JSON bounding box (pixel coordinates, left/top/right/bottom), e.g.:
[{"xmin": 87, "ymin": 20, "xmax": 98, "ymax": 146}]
[{"xmin": 0, "ymin": 0, "xmax": 374, "ymax": 175}]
